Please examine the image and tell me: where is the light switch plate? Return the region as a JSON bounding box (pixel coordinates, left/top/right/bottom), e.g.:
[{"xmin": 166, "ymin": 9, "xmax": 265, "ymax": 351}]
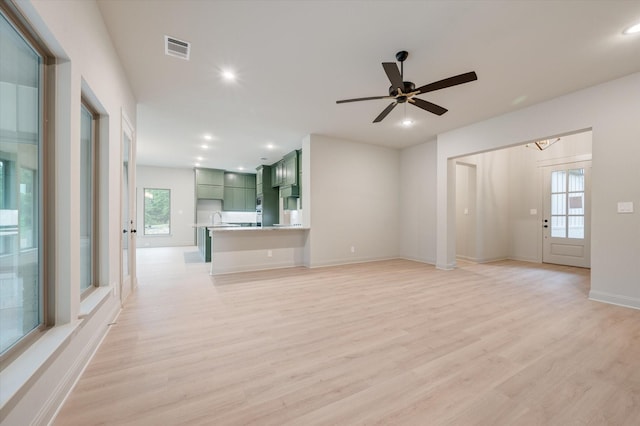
[{"xmin": 617, "ymin": 201, "xmax": 634, "ymax": 213}]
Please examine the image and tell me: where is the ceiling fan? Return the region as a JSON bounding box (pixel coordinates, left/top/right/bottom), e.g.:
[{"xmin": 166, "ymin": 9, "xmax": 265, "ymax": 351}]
[{"xmin": 336, "ymin": 51, "xmax": 478, "ymax": 123}]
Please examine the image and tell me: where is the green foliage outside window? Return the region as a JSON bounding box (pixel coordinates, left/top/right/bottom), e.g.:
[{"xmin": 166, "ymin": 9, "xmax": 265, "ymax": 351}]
[{"xmin": 144, "ymin": 188, "xmax": 170, "ymax": 235}]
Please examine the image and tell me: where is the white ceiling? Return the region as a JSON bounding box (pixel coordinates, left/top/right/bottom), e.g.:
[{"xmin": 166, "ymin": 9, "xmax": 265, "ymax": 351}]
[{"xmin": 97, "ymin": 0, "xmax": 640, "ymax": 172}]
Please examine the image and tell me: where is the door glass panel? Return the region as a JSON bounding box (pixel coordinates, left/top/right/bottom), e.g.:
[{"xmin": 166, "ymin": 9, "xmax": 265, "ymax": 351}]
[
  {"xmin": 551, "ymin": 216, "xmax": 566, "ymax": 237},
  {"xmin": 549, "ymin": 167, "xmax": 584, "ymax": 240},
  {"xmin": 568, "ymin": 216, "xmax": 584, "ymax": 238},
  {"xmin": 551, "ymin": 194, "xmax": 566, "ymax": 215},
  {"xmin": 551, "ymin": 171, "xmax": 566, "ymax": 193},
  {"xmin": 121, "ymin": 134, "xmax": 129, "ymax": 277}
]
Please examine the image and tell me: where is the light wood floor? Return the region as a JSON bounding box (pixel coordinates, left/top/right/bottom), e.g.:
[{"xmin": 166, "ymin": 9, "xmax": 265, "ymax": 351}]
[{"xmin": 55, "ymin": 247, "xmax": 640, "ymax": 425}]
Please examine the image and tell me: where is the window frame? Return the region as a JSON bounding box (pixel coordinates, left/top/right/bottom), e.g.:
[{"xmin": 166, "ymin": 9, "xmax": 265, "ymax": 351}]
[
  {"xmin": 0, "ymin": 1, "xmax": 54, "ymax": 366},
  {"xmin": 79, "ymin": 99, "xmax": 100, "ymax": 297}
]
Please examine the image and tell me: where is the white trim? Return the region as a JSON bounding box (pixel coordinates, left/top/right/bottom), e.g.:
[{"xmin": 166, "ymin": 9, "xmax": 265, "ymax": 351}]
[{"xmin": 589, "ymin": 290, "xmax": 640, "ymax": 311}]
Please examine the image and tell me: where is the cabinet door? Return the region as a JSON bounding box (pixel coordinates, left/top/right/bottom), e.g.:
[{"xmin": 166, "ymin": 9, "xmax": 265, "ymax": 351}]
[
  {"xmin": 224, "ymin": 172, "xmax": 243, "ymax": 188},
  {"xmin": 196, "ymin": 168, "xmax": 224, "ymax": 186},
  {"xmin": 223, "ymin": 186, "xmax": 241, "ymax": 210},
  {"xmin": 197, "ymin": 184, "xmax": 224, "ymax": 200},
  {"xmin": 283, "ymin": 152, "xmax": 298, "ymax": 186},
  {"xmin": 244, "ymin": 188, "xmax": 256, "ymax": 211}
]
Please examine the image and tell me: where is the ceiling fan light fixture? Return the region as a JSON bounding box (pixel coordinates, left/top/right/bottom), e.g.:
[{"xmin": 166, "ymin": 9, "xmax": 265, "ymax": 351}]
[
  {"xmin": 623, "ymin": 22, "xmax": 640, "ymax": 35},
  {"xmin": 221, "ymin": 70, "xmax": 236, "ymax": 81}
]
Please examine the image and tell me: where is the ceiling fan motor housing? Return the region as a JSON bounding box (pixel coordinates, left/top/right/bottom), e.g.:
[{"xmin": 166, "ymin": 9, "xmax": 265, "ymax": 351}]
[{"xmin": 389, "ymin": 81, "xmax": 416, "ymax": 100}]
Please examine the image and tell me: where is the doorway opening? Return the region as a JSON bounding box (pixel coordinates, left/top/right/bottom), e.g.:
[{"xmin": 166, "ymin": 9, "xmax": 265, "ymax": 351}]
[{"xmin": 454, "ymin": 129, "xmax": 592, "ymax": 267}]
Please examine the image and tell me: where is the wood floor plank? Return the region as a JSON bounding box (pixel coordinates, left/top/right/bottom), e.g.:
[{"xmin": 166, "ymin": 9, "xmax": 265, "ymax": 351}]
[{"xmin": 53, "ymin": 248, "xmax": 640, "ymax": 425}]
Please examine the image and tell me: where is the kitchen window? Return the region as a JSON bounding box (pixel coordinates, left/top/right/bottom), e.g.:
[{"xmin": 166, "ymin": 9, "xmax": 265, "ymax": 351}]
[{"xmin": 144, "ymin": 188, "xmax": 171, "ymax": 235}]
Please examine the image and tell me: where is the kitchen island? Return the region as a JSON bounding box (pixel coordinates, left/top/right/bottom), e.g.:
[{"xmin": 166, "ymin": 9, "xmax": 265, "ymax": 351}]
[{"xmin": 208, "ymin": 226, "xmax": 309, "ymax": 275}]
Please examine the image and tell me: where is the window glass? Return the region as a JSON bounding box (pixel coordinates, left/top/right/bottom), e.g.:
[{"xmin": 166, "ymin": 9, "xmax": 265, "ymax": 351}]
[
  {"xmin": 80, "ymin": 105, "xmax": 93, "ymax": 292},
  {"xmin": 0, "ymin": 11, "xmax": 42, "ymax": 353},
  {"xmin": 144, "ymin": 189, "xmax": 170, "ymax": 235},
  {"xmin": 550, "ymin": 168, "xmax": 585, "ymax": 240}
]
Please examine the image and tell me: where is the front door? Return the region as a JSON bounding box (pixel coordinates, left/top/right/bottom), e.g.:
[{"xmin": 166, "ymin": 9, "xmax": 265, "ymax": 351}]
[
  {"xmin": 120, "ymin": 113, "xmax": 137, "ymax": 303},
  {"xmin": 542, "ymin": 161, "xmax": 591, "ymax": 268}
]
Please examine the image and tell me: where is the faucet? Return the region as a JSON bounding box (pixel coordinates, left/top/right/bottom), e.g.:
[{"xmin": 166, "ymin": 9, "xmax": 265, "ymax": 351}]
[{"xmin": 212, "ymin": 211, "xmax": 222, "ymax": 225}]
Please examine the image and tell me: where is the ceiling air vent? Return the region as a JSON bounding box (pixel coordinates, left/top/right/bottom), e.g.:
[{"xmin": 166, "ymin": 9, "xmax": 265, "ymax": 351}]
[{"xmin": 164, "ymin": 35, "xmax": 190, "ymax": 60}]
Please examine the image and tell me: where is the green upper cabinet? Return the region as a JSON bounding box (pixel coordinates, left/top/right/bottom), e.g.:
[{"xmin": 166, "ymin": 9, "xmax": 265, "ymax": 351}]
[
  {"xmin": 195, "ymin": 168, "xmax": 225, "ymax": 200},
  {"xmin": 196, "ymin": 168, "xmax": 224, "ymax": 186},
  {"xmin": 282, "ymin": 150, "xmax": 298, "ymax": 187},
  {"xmin": 223, "ymin": 172, "xmax": 256, "ymax": 211},
  {"xmin": 271, "ymin": 159, "xmax": 284, "ymax": 188}
]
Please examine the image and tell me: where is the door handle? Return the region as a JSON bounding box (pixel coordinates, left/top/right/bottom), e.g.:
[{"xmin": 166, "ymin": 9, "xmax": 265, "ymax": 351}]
[
  {"xmin": 543, "ymin": 225, "xmax": 548, "ymax": 228},
  {"xmin": 130, "ymin": 229, "xmax": 137, "ymax": 234},
  {"xmin": 122, "ymin": 229, "xmax": 128, "ymax": 234}
]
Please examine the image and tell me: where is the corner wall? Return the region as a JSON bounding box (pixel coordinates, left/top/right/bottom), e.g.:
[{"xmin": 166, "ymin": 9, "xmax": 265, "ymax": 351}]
[
  {"xmin": 399, "ymin": 140, "xmax": 437, "ymax": 264},
  {"xmin": 307, "ymin": 134, "xmax": 400, "ymax": 267}
]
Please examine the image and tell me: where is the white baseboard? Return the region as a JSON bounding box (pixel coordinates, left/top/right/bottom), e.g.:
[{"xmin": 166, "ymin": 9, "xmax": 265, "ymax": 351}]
[
  {"xmin": 589, "ymin": 290, "xmax": 640, "ymax": 311},
  {"xmin": 38, "ymin": 303, "xmax": 120, "ymax": 425}
]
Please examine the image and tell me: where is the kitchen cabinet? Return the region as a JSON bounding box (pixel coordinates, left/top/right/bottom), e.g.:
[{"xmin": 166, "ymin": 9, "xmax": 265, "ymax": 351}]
[
  {"xmin": 196, "ymin": 184, "xmax": 224, "ymax": 200},
  {"xmin": 256, "ymin": 165, "xmax": 278, "ymax": 226},
  {"xmin": 197, "ymin": 227, "xmax": 211, "ymax": 262},
  {"xmin": 195, "ymin": 167, "xmax": 225, "ymax": 200},
  {"xmin": 223, "ymin": 172, "xmax": 256, "ymax": 211},
  {"xmin": 271, "ymin": 160, "xmax": 284, "ymax": 188},
  {"xmin": 282, "ymin": 150, "xmax": 298, "ymax": 186}
]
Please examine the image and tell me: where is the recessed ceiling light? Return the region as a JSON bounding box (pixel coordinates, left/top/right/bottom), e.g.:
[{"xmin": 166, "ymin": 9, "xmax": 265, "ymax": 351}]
[
  {"xmin": 201, "ymin": 144, "xmax": 209, "ymax": 149},
  {"xmin": 238, "ymin": 166, "xmax": 245, "ymax": 171},
  {"xmin": 222, "ymin": 70, "xmax": 236, "ymax": 81},
  {"xmin": 197, "ymin": 156, "xmax": 203, "ymax": 161},
  {"xmin": 623, "ymin": 22, "xmax": 640, "ymax": 35},
  {"xmin": 402, "ymin": 118, "xmax": 413, "ymax": 127},
  {"xmin": 266, "ymin": 143, "xmax": 274, "ymax": 150},
  {"xmin": 195, "ymin": 162, "xmax": 200, "ymax": 167},
  {"xmin": 203, "ymin": 134, "xmax": 213, "ymax": 141}
]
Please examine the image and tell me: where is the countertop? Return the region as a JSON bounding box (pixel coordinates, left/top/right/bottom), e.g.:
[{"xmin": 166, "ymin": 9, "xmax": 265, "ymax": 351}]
[{"xmin": 208, "ymin": 225, "xmax": 308, "ymax": 232}]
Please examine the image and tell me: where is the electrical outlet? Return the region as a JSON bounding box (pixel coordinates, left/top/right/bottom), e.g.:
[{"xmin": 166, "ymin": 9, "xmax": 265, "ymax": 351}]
[
  {"xmin": 267, "ymin": 250, "xmax": 273, "ymax": 257},
  {"xmin": 350, "ymin": 246, "xmax": 355, "ymax": 253}
]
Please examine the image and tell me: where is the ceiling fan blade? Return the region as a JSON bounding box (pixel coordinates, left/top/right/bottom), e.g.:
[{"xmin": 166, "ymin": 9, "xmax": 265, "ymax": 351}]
[
  {"xmin": 417, "ymin": 71, "xmax": 478, "ymax": 95},
  {"xmin": 409, "ymin": 97, "xmax": 448, "ymax": 116},
  {"xmin": 382, "ymin": 62, "xmax": 403, "ymax": 90},
  {"xmin": 373, "ymin": 102, "xmax": 397, "ymax": 123},
  {"xmin": 336, "ymin": 96, "xmax": 393, "ymax": 104}
]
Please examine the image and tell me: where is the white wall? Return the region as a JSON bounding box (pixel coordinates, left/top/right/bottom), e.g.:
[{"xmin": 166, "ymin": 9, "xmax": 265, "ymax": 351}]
[
  {"xmin": 136, "ymin": 166, "xmax": 195, "ymax": 247},
  {"xmin": 399, "ymin": 140, "xmax": 437, "ymax": 263},
  {"xmin": 307, "ymin": 134, "xmax": 400, "ymax": 267},
  {"xmin": 455, "ymin": 163, "xmax": 477, "ymax": 261},
  {"xmin": 435, "ymin": 72, "xmax": 640, "ymax": 309},
  {"xmin": 455, "ymin": 150, "xmax": 510, "ymax": 263},
  {"xmin": 2, "ymin": 0, "xmax": 136, "ymax": 424}
]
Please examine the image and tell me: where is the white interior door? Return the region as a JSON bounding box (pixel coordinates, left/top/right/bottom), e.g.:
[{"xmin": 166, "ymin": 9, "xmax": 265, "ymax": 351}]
[
  {"xmin": 120, "ymin": 113, "xmax": 137, "ymax": 303},
  {"xmin": 542, "ymin": 161, "xmax": 591, "ymax": 268}
]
